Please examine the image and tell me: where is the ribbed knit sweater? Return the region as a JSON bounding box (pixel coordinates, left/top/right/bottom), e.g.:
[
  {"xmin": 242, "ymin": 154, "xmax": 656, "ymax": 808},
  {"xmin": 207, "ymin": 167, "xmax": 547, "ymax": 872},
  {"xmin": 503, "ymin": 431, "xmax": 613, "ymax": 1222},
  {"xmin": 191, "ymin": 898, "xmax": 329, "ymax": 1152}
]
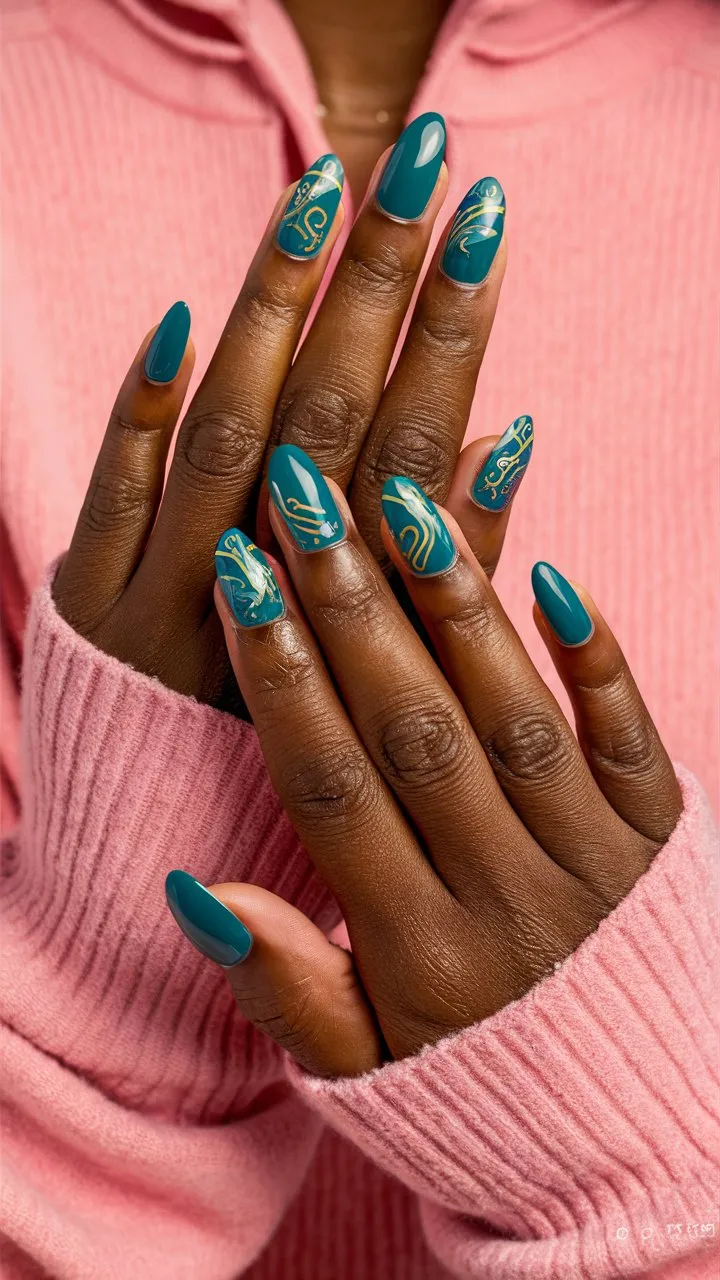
[{"xmin": 1, "ymin": 1, "xmax": 718, "ymax": 1277}]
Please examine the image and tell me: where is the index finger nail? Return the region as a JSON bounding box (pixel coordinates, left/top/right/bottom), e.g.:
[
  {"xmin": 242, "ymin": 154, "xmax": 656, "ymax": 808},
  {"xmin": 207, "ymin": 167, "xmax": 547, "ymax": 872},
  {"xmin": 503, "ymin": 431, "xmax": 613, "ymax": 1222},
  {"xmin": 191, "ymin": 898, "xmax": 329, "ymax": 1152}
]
[
  {"xmin": 375, "ymin": 111, "xmax": 446, "ymax": 222},
  {"xmin": 275, "ymin": 154, "xmax": 344, "ymax": 260}
]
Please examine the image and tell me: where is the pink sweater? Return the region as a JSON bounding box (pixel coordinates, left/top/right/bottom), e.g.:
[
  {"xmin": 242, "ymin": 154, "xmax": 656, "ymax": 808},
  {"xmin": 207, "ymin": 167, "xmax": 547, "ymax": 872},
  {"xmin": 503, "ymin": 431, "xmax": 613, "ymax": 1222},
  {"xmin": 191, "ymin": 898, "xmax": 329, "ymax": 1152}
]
[{"xmin": 1, "ymin": 1, "xmax": 718, "ymax": 1276}]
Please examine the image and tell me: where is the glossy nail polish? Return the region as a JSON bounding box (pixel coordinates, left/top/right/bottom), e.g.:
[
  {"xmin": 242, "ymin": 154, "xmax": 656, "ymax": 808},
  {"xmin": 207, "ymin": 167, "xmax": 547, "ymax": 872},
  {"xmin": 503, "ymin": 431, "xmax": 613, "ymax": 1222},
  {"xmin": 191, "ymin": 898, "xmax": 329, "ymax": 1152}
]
[
  {"xmin": 376, "ymin": 112, "xmax": 446, "ymax": 222},
  {"xmin": 215, "ymin": 528, "xmax": 285, "ymax": 627},
  {"xmin": 532, "ymin": 562, "xmax": 594, "ymax": 646},
  {"xmin": 144, "ymin": 300, "xmax": 190, "ymax": 383},
  {"xmin": 268, "ymin": 444, "xmax": 345, "ymax": 552},
  {"xmin": 441, "ymin": 177, "xmax": 506, "ymax": 286},
  {"xmin": 472, "ymin": 414, "xmax": 534, "ymax": 511},
  {"xmin": 382, "ymin": 476, "xmax": 456, "ymax": 576},
  {"xmin": 165, "ymin": 870, "xmax": 253, "ymax": 967},
  {"xmin": 276, "ymin": 154, "xmax": 344, "ymax": 259}
]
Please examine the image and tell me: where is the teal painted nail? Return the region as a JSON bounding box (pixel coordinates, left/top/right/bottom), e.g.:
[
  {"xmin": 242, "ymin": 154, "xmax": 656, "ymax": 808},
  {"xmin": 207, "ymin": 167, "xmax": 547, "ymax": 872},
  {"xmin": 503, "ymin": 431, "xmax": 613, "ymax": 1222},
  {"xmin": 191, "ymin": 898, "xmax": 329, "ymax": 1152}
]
[
  {"xmin": 215, "ymin": 528, "xmax": 285, "ymax": 628},
  {"xmin": 376, "ymin": 112, "xmax": 446, "ymax": 222},
  {"xmin": 472, "ymin": 415, "xmax": 534, "ymax": 512},
  {"xmin": 268, "ymin": 444, "xmax": 345, "ymax": 552},
  {"xmin": 276, "ymin": 154, "xmax": 344, "ymax": 259},
  {"xmin": 441, "ymin": 177, "xmax": 506, "ymax": 286},
  {"xmin": 532, "ymin": 562, "xmax": 594, "ymax": 646},
  {"xmin": 165, "ymin": 870, "xmax": 253, "ymax": 967},
  {"xmin": 382, "ymin": 476, "xmax": 456, "ymax": 577},
  {"xmin": 144, "ymin": 301, "xmax": 190, "ymax": 383}
]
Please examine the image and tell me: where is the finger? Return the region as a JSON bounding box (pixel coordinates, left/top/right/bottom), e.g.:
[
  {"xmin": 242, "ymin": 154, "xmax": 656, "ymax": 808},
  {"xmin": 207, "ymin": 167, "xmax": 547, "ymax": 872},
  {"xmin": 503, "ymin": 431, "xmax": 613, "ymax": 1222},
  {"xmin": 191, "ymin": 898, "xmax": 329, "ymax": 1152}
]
[
  {"xmin": 380, "ymin": 478, "xmax": 647, "ymax": 897},
  {"xmin": 444, "ymin": 414, "xmax": 534, "ymax": 579},
  {"xmin": 212, "ymin": 536, "xmax": 439, "ymax": 929},
  {"xmin": 351, "ymin": 176, "xmax": 507, "ymax": 563},
  {"xmin": 266, "ymin": 446, "xmax": 533, "ymax": 903},
  {"xmin": 54, "ymin": 302, "xmax": 194, "ymax": 632},
  {"xmin": 143, "ymin": 160, "xmax": 345, "ymax": 609},
  {"xmin": 258, "ymin": 114, "xmax": 447, "ymax": 517},
  {"xmin": 531, "ymin": 562, "xmax": 683, "ymax": 844},
  {"xmin": 165, "ymin": 871, "xmax": 382, "ymax": 1077}
]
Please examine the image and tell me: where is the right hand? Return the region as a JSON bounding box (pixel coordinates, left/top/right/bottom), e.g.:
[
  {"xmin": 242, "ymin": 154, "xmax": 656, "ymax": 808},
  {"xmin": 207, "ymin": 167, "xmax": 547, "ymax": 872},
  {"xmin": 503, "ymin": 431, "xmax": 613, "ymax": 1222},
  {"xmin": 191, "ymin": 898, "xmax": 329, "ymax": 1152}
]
[{"xmin": 54, "ymin": 139, "xmax": 508, "ymax": 714}]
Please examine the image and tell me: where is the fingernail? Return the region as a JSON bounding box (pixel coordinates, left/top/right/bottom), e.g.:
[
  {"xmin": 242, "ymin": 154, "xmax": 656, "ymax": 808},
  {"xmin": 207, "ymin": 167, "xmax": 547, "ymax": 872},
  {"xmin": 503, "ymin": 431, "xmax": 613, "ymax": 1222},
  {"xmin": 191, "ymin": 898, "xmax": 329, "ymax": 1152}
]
[
  {"xmin": 441, "ymin": 177, "xmax": 505, "ymax": 287},
  {"xmin": 215, "ymin": 528, "xmax": 285, "ymax": 627},
  {"xmin": 144, "ymin": 301, "xmax": 191, "ymax": 383},
  {"xmin": 276, "ymin": 154, "xmax": 344, "ymax": 259},
  {"xmin": 376, "ymin": 111, "xmax": 446, "ymax": 222},
  {"xmin": 165, "ymin": 870, "xmax": 253, "ymax": 967},
  {"xmin": 471, "ymin": 414, "xmax": 534, "ymax": 511},
  {"xmin": 268, "ymin": 444, "xmax": 345, "ymax": 552},
  {"xmin": 382, "ymin": 476, "xmax": 456, "ymax": 577},
  {"xmin": 532, "ymin": 562, "xmax": 594, "ymax": 646}
]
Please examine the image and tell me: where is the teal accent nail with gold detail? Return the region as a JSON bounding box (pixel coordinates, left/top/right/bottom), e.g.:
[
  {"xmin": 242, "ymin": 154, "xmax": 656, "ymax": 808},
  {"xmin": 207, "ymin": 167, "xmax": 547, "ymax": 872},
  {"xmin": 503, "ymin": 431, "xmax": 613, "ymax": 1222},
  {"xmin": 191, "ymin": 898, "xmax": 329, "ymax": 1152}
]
[
  {"xmin": 382, "ymin": 476, "xmax": 456, "ymax": 577},
  {"xmin": 268, "ymin": 444, "xmax": 345, "ymax": 552},
  {"xmin": 144, "ymin": 300, "xmax": 190, "ymax": 383},
  {"xmin": 276, "ymin": 154, "xmax": 344, "ymax": 259},
  {"xmin": 532, "ymin": 562, "xmax": 594, "ymax": 647},
  {"xmin": 441, "ymin": 177, "xmax": 505, "ymax": 286},
  {"xmin": 166, "ymin": 870, "xmax": 253, "ymax": 967},
  {"xmin": 376, "ymin": 112, "xmax": 446, "ymax": 222},
  {"xmin": 472, "ymin": 414, "xmax": 534, "ymax": 511},
  {"xmin": 215, "ymin": 527, "xmax": 285, "ymax": 627}
]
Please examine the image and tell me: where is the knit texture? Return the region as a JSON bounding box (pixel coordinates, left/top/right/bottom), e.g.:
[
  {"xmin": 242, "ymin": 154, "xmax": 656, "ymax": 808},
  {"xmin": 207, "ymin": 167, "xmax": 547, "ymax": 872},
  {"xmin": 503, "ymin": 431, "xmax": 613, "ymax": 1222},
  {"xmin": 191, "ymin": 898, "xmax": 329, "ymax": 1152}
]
[{"xmin": 1, "ymin": 0, "xmax": 719, "ymax": 1276}]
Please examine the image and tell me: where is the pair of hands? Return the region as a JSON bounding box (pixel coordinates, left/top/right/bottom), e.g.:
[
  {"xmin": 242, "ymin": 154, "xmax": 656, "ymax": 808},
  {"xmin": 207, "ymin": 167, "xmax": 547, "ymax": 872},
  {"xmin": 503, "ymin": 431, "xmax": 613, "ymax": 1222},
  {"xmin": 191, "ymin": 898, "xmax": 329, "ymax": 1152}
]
[{"xmin": 54, "ymin": 143, "xmax": 682, "ymax": 1076}]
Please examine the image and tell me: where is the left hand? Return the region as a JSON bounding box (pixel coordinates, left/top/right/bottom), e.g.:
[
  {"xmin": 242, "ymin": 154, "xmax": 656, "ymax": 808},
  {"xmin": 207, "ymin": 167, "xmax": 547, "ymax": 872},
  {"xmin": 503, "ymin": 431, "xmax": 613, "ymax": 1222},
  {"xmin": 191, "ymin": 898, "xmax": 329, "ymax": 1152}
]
[{"xmin": 166, "ymin": 445, "xmax": 683, "ymax": 1077}]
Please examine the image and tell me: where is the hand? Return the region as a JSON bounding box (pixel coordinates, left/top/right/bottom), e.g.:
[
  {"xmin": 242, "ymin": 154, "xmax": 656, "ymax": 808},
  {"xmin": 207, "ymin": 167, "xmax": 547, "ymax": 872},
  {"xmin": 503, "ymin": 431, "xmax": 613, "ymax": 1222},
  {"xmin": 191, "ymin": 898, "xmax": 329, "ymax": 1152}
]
[
  {"xmin": 166, "ymin": 446, "xmax": 683, "ymax": 1077},
  {"xmin": 54, "ymin": 140, "xmax": 508, "ymax": 712}
]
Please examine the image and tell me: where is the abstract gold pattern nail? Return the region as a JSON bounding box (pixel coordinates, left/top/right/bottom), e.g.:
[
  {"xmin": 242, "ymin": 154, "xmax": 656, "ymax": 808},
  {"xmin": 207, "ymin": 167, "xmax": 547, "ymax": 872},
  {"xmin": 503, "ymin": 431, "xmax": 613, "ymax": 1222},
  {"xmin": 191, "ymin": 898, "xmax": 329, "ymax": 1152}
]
[{"xmin": 381, "ymin": 476, "xmax": 456, "ymax": 576}]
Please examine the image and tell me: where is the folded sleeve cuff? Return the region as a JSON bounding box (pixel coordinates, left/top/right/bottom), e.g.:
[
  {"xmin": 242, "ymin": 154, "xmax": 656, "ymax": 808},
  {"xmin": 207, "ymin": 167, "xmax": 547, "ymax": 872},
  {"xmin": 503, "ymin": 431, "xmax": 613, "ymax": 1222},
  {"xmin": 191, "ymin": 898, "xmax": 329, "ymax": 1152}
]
[
  {"xmin": 288, "ymin": 769, "xmax": 720, "ymax": 1277},
  {"xmin": 2, "ymin": 572, "xmax": 338, "ymax": 1118}
]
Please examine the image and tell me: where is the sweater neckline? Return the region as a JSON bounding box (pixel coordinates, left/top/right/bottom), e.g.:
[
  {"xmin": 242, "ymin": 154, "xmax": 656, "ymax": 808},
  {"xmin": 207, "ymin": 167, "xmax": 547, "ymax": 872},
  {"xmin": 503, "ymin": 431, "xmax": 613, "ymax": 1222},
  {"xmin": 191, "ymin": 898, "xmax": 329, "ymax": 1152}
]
[{"xmin": 45, "ymin": 0, "xmax": 710, "ymax": 128}]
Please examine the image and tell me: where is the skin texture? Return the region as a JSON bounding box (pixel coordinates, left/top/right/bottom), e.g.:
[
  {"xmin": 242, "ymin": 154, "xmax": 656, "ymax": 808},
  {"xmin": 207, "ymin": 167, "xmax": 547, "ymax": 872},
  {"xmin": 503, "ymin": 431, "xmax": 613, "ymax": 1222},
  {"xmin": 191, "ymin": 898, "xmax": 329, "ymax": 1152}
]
[
  {"xmin": 54, "ymin": 148, "xmax": 507, "ymax": 714},
  {"xmin": 200, "ymin": 470, "xmax": 682, "ymax": 1077}
]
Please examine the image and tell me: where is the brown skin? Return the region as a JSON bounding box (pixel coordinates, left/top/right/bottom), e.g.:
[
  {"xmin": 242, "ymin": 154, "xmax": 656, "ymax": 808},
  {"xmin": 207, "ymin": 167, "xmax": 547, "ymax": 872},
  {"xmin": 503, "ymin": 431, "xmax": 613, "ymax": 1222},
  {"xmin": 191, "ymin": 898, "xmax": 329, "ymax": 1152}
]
[
  {"xmin": 210, "ymin": 482, "xmax": 682, "ymax": 1076},
  {"xmin": 281, "ymin": 0, "xmax": 453, "ymax": 201},
  {"xmin": 54, "ymin": 161, "xmax": 507, "ymax": 712}
]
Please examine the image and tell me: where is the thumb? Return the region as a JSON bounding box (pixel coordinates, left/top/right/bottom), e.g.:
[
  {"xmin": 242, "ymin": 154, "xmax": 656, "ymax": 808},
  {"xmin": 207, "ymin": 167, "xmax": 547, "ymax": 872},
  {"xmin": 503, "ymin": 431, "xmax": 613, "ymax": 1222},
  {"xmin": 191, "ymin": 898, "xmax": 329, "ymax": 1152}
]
[{"xmin": 165, "ymin": 871, "xmax": 383, "ymax": 1077}]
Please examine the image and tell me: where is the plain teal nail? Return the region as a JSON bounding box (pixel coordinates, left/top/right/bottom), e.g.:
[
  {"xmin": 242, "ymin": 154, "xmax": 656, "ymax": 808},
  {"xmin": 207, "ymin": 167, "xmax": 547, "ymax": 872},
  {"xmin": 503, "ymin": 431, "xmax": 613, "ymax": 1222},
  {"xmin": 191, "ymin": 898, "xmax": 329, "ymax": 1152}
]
[
  {"xmin": 381, "ymin": 476, "xmax": 456, "ymax": 576},
  {"xmin": 268, "ymin": 444, "xmax": 345, "ymax": 552},
  {"xmin": 276, "ymin": 154, "xmax": 344, "ymax": 259},
  {"xmin": 165, "ymin": 870, "xmax": 253, "ymax": 967},
  {"xmin": 215, "ymin": 528, "xmax": 285, "ymax": 628},
  {"xmin": 471, "ymin": 415, "xmax": 534, "ymax": 511},
  {"xmin": 376, "ymin": 112, "xmax": 446, "ymax": 222},
  {"xmin": 441, "ymin": 177, "xmax": 505, "ymax": 286},
  {"xmin": 532, "ymin": 562, "xmax": 594, "ymax": 646},
  {"xmin": 144, "ymin": 301, "xmax": 190, "ymax": 383}
]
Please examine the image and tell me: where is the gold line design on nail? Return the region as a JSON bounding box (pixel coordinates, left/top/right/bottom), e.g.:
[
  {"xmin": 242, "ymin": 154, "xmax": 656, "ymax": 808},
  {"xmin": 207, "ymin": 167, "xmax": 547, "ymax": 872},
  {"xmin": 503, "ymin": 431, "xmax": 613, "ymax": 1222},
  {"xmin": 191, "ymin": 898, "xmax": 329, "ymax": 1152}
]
[
  {"xmin": 383, "ymin": 487, "xmax": 438, "ymax": 573},
  {"xmin": 279, "ymin": 158, "xmax": 343, "ymax": 255},
  {"xmin": 445, "ymin": 181, "xmax": 505, "ymax": 260},
  {"xmin": 274, "ymin": 493, "xmax": 338, "ymax": 545},
  {"xmin": 477, "ymin": 415, "xmax": 534, "ymax": 505},
  {"xmin": 215, "ymin": 533, "xmax": 282, "ymax": 611}
]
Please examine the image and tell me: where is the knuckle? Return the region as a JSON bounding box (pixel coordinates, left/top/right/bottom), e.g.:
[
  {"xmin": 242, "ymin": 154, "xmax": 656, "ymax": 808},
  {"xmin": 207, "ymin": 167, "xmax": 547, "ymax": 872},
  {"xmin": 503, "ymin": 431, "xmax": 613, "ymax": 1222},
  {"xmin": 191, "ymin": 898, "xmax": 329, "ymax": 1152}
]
[
  {"xmin": 176, "ymin": 404, "xmax": 261, "ymax": 489},
  {"xmin": 282, "ymin": 741, "xmax": 379, "ymax": 831},
  {"xmin": 368, "ymin": 422, "xmax": 456, "ymax": 494},
  {"xmin": 250, "ymin": 628, "xmax": 318, "ymax": 709},
  {"xmin": 84, "ymin": 469, "xmax": 153, "ymax": 535},
  {"xmin": 377, "ymin": 698, "xmax": 469, "ymax": 789},
  {"xmin": 436, "ymin": 591, "xmax": 498, "ymax": 646},
  {"xmin": 315, "ymin": 551, "xmax": 387, "ymax": 632},
  {"xmin": 417, "ymin": 310, "xmax": 477, "ymax": 361},
  {"xmin": 340, "ymin": 245, "xmax": 416, "ymax": 305},
  {"xmin": 240, "ymin": 278, "xmax": 303, "ymax": 336},
  {"xmin": 587, "ymin": 715, "xmax": 658, "ymax": 779},
  {"xmin": 483, "ymin": 711, "xmax": 569, "ymax": 785},
  {"xmin": 274, "ymin": 384, "xmax": 367, "ymax": 472}
]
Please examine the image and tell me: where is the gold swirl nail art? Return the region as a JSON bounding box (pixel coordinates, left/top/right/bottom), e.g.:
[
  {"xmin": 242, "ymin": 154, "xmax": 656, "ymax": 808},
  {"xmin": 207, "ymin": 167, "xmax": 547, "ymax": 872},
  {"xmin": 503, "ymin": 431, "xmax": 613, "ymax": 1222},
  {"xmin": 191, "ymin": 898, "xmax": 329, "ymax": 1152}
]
[
  {"xmin": 215, "ymin": 528, "xmax": 285, "ymax": 626},
  {"xmin": 276, "ymin": 154, "xmax": 344, "ymax": 259},
  {"xmin": 381, "ymin": 476, "xmax": 456, "ymax": 576},
  {"xmin": 472, "ymin": 415, "xmax": 534, "ymax": 511}
]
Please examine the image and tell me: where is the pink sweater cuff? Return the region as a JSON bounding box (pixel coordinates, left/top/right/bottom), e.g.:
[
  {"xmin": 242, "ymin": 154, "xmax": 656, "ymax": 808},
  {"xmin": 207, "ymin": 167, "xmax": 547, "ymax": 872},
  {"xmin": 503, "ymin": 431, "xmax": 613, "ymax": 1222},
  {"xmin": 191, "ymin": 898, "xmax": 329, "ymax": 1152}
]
[
  {"xmin": 288, "ymin": 770, "xmax": 720, "ymax": 1277},
  {"xmin": 2, "ymin": 573, "xmax": 338, "ymax": 1119}
]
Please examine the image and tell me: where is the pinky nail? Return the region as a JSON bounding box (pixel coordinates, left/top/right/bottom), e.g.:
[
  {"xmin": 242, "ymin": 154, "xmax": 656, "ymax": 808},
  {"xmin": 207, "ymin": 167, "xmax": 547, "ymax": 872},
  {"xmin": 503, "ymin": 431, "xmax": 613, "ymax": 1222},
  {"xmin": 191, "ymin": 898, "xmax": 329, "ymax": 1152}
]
[
  {"xmin": 276, "ymin": 154, "xmax": 344, "ymax": 259},
  {"xmin": 532, "ymin": 562, "xmax": 594, "ymax": 646},
  {"xmin": 472, "ymin": 415, "xmax": 534, "ymax": 511},
  {"xmin": 144, "ymin": 301, "xmax": 190, "ymax": 383},
  {"xmin": 166, "ymin": 870, "xmax": 253, "ymax": 967}
]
